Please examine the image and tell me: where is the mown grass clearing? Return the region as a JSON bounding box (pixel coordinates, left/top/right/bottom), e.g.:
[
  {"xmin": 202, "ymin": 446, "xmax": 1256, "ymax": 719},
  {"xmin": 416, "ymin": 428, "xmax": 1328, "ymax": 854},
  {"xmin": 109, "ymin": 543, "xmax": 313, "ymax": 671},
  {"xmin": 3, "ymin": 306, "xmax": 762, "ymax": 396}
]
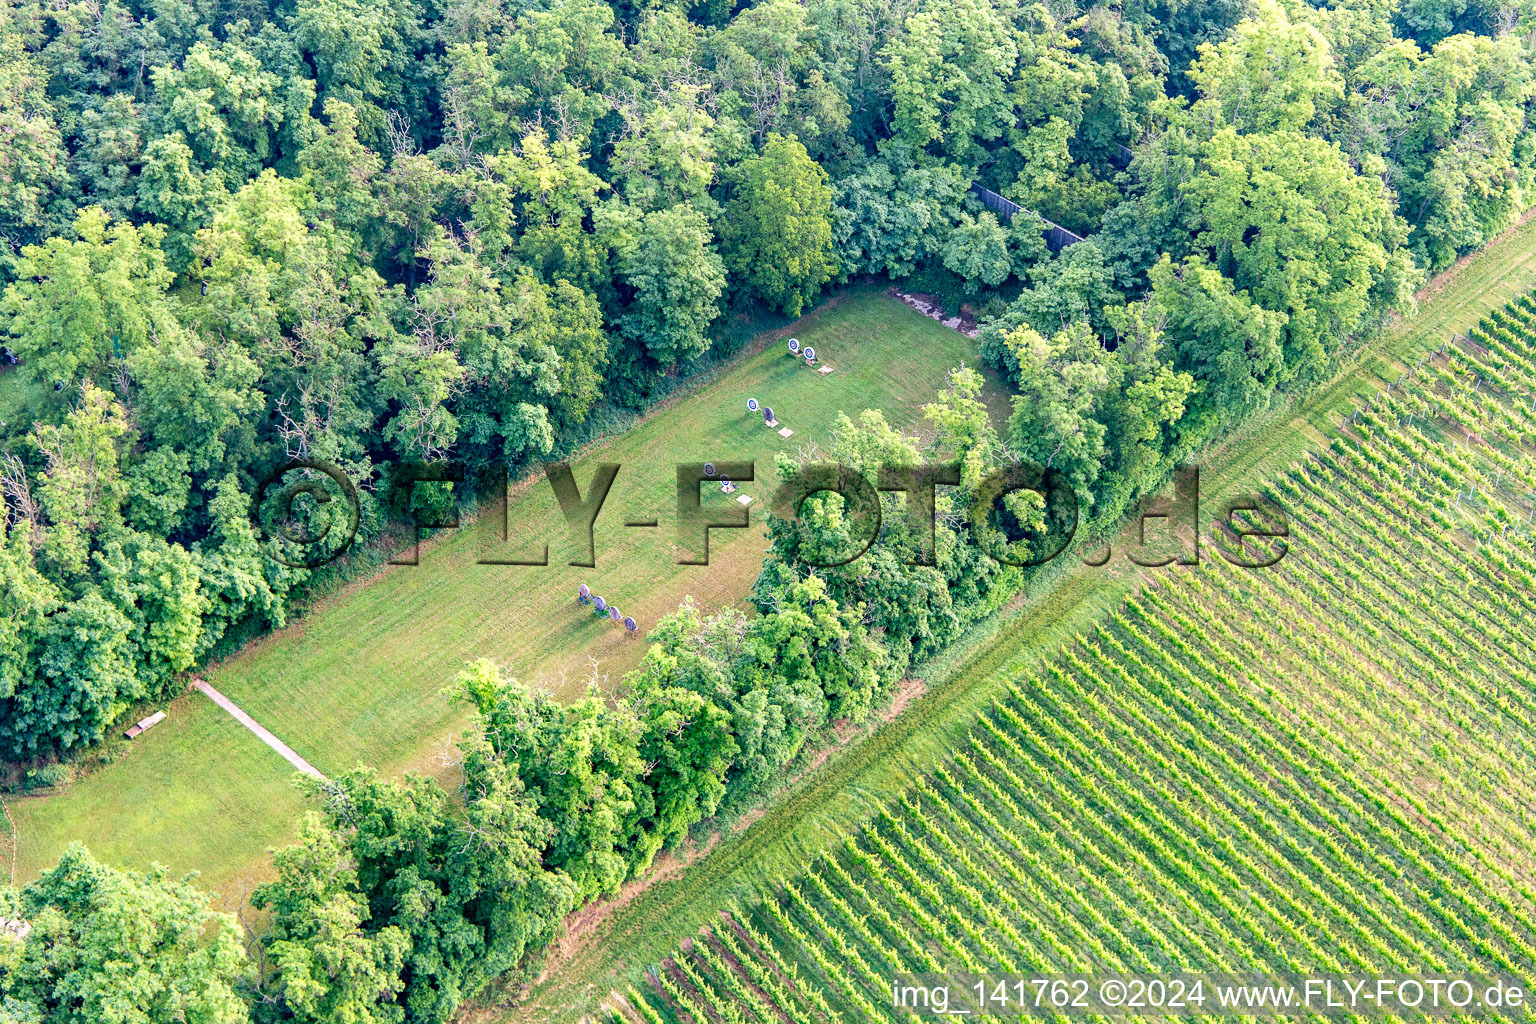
[{"xmin": 9, "ymin": 288, "xmax": 993, "ymax": 896}]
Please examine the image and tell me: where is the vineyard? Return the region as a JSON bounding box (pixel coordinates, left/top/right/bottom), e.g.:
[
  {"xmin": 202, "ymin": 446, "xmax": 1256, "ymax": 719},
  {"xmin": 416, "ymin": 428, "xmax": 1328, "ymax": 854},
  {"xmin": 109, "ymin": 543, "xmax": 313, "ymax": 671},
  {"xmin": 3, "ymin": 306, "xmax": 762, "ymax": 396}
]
[{"xmin": 601, "ymin": 293, "xmax": 1536, "ymax": 1023}]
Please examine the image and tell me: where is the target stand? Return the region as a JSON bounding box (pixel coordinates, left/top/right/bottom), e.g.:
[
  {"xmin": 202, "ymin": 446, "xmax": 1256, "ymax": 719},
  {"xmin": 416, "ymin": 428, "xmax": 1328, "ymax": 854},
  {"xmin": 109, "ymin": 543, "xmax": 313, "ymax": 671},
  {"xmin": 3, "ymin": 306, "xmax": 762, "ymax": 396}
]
[
  {"xmin": 749, "ymin": 397, "xmax": 779, "ymax": 427},
  {"xmin": 800, "ymin": 345, "xmax": 831, "ymax": 375}
]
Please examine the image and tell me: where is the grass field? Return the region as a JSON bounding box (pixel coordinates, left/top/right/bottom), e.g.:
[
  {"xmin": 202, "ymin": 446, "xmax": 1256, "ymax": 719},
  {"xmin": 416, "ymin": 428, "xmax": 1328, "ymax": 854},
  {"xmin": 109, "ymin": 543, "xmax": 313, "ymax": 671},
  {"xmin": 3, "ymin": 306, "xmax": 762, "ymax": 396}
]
[
  {"xmin": 8, "ymin": 287, "xmax": 997, "ymax": 895},
  {"xmin": 509, "ymin": 214, "xmax": 1536, "ymax": 1022},
  {"xmin": 609, "ymin": 277, "xmax": 1536, "ymax": 1023}
]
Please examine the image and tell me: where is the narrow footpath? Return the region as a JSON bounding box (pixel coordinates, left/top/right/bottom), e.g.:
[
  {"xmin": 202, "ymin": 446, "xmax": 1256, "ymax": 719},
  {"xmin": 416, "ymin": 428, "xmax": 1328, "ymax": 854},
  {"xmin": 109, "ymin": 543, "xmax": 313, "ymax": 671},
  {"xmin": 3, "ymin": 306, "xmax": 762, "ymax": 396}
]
[{"xmin": 192, "ymin": 679, "xmax": 327, "ymax": 780}]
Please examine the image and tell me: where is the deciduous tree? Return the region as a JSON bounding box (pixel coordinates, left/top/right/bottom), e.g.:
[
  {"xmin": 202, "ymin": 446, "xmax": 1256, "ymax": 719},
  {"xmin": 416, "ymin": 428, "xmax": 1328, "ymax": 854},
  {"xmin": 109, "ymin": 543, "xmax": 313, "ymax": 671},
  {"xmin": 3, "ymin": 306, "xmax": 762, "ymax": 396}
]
[{"xmin": 718, "ymin": 133, "xmax": 836, "ymax": 316}]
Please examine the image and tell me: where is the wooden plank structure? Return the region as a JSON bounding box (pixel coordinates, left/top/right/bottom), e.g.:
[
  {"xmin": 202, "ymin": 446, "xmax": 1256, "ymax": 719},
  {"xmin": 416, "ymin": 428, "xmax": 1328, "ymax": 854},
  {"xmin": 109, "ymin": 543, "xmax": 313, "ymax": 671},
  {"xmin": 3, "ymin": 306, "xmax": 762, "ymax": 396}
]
[
  {"xmin": 125, "ymin": 710, "xmax": 167, "ymax": 739},
  {"xmin": 969, "ymin": 185, "xmax": 1085, "ymax": 252}
]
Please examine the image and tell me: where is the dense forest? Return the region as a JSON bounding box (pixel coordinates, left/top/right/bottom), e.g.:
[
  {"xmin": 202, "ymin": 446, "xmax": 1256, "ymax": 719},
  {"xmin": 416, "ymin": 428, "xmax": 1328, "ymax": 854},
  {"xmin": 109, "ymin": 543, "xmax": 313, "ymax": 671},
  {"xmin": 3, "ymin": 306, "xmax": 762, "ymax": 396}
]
[{"xmin": 2, "ymin": 0, "xmax": 1535, "ymax": 1016}]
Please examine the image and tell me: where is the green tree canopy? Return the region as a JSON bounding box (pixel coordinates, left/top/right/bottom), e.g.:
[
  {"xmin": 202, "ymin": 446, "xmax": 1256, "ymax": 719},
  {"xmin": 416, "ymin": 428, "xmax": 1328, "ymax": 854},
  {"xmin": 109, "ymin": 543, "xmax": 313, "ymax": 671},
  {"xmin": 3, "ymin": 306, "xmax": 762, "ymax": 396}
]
[
  {"xmin": 718, "ymin": 133, "xmax": 836, "ymax": 316},
  {"xmin": 0, "ymin": 845, "xmax": 250, "ymax": 1024},
  {"xmin": 610, "ymin": 202, "xmax": 726, "ymax": 367},
  {"xmin": 1, "ymin": 208, "xmax": 180, "ymax": 389}
]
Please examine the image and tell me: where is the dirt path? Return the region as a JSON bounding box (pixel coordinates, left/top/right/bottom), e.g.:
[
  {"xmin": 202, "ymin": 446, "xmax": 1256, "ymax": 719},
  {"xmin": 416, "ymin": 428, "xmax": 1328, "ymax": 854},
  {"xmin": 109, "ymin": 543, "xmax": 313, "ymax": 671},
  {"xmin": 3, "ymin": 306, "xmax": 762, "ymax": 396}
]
[{"xmin": 192, "ymin": 679, "xmax": 327, "ymax": 780}]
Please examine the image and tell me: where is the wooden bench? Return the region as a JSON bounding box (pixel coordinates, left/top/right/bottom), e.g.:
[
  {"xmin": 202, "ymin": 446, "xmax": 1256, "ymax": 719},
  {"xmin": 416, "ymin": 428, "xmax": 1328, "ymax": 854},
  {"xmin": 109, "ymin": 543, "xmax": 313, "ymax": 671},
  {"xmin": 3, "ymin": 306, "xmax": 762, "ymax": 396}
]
[{"xmin": 125, "ymin": 710, "xmax": 167, "ymax": 739}]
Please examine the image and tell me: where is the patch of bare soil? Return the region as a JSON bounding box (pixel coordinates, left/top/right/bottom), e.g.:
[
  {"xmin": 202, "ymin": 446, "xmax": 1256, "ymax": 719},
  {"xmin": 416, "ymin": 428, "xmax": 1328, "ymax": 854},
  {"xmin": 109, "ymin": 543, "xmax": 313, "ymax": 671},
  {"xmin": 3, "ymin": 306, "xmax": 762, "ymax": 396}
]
[
  {"xmin": 830, "ymin": 674, "xmax": 928, "ymax": 743},
  {"xmin": 731, "ymin": 806, "xmax": 767, "ymax": 833},
  {"xmin": 889, "ymin": 288, "xmax": 981, "ymax": 337},
  {"xmin": 534, "ymin": 832, "xmax": 723, "ymax": 986},
  {"xmin": 879, "ymin": 675, "xmax": 929, "ymax": 723},
  {"xmin": 798, "ymin": 745, "xmax": 832, "ymax": 774},
  {"xmin": 830, "ymin": 716, "xmax": 860, "ymax": 744}
]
